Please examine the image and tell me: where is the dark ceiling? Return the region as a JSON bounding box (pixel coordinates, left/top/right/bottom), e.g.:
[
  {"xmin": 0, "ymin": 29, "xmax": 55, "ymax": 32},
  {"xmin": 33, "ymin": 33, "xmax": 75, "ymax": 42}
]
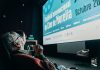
[
  {"xmin": 0, "ymin": 0, "xmax": 47, "ymax": 21},
  {"xmin": 0, "ymin": 0, "xmax": 47, "ymax": 15},
  {"xmin": 0, "ymin": 0, "xmax": 47, "ymax": 36}
]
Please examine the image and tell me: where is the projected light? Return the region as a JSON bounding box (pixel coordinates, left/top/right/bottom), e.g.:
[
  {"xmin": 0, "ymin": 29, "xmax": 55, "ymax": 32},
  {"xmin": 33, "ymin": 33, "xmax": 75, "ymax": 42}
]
[{"xmin": 43, "ymin": 0, "xmax": 100, "ymax": 45}]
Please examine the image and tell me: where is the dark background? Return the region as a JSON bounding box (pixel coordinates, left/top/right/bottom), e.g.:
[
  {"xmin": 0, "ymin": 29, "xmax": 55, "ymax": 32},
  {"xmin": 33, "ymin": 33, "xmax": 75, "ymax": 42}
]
[
  {"xmin": 0, "ymin": 0, "xmax": 57, "ymax": 56},
  {"xmin": 0, "ymin": 0, "xmax": 100, "ymax": 69},
  {"xmin": 0, "ymin": 0, "xmax": 46, "ymax": 44}
]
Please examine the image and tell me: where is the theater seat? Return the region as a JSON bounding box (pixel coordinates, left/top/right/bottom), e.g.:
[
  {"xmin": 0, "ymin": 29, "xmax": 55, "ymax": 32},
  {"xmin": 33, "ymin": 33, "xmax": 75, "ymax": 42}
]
[
  {"xmin": 0, "ymin": 37, "xmax": 45, "ymax": 70},
  {"xmin": 0, "ymin": 38, "xmax": 12, "ymax": 70},
  {"xmin": 12, "ymin": 54, "xmax": 44, "ymax": 70}
]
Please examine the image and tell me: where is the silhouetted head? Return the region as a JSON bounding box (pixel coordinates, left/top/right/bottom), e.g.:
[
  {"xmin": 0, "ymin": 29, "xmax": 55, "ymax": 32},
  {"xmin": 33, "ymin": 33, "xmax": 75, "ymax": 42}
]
[{"xmin": 2, "ymin": 31, "xmax": 26, "ymax": 51}]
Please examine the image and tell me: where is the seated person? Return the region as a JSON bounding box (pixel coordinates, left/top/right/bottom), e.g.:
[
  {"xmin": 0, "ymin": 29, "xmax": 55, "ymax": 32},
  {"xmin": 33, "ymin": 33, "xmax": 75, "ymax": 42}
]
[
  {"xmin": 2, "ymin": 30, "xmax": 77, "ymax": 70},
  {"xmin": 1, "ymin": 31, "xmax": 56, "ymax": 70}
]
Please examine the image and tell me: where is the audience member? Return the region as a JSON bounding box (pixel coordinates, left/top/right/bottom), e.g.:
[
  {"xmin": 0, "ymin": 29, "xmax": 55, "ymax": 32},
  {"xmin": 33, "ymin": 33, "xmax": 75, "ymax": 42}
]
[
  {"xmin": 1, "ymin": 30, "xmax": 78, "ymax": 70},
  {"xmin": 1, "ymin": 31, "xmax": 56, "ymax": 70}
]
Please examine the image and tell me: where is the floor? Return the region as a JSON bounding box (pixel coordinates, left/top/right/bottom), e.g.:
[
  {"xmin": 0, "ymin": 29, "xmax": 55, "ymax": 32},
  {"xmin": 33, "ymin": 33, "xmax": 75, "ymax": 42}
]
[{"xmin": 47, "ymin": 56, "xmax": 98, "ymax": 70}]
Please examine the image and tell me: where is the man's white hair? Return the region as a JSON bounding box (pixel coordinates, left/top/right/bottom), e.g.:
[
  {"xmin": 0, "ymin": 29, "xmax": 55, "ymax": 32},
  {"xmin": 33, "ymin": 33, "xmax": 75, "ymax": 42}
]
[
  {"xmin": 4, "ymin": 32, "xmax": 19, "ymax": 43},
  {"xmin": 2, "ymin": 31, "xmax": 20, "ymax": 49}
]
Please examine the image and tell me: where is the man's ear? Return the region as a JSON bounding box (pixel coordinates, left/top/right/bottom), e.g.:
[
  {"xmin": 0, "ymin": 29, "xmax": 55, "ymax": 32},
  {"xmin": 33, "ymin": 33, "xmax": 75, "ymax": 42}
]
[
  {"xmin": 11, "ymin": 42, "xmax": 20, "ymax": 50},
  {"xmin": 13, "ymin": 39, "xmax": 21, "ymax": 48}
]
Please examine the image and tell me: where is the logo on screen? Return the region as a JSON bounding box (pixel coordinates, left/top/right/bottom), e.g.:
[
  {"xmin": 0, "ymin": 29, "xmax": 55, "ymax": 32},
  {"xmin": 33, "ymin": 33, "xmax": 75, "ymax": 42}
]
[{"xmin": 43, "ymin": 0, "xmax": 53, "ymax": 14}]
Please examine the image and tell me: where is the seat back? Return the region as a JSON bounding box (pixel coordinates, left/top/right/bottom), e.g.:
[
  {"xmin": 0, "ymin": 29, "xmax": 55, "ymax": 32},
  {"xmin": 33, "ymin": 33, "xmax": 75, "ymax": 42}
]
[
  {"xmin": 0, "ymin": 36, "xmax": 44, "ymax": 70},
  {"xmin": 0, "ymin": 37, "xmax": 12, "ymax": 70},
  {"xmin": 12, "ymin": 54, "xmax": 44, "ymax": 70}
]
